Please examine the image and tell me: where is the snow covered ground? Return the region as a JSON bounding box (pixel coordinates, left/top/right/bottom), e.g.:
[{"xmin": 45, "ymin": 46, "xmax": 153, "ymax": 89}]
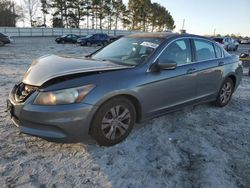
[{"xmin": 0, "ymin": 37, "xmax": 250, "ymax": 188}]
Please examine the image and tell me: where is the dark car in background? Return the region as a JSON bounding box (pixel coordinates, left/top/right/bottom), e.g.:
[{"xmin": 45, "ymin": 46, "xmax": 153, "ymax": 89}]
[
  {"xmin": 212, "ymin": 37, "xmax": 239, "ymax": 51},
  {"xmin": 7, "ymin": 33, "xmax": 243, "ymax": 146},
  {"xmin": 77, "ymin": 33, "xmax": 110, "ymax": 46},
  {"xmin": 109, "ymin": 35, "xmax": 124, "ymax": 43},
  {"xmin": 0, "ymin": 32, "xmax": 11, "ymax": 46},
  {"xmin": 55, "ymin": 34, "xmax": 81, "ymax": 44}
]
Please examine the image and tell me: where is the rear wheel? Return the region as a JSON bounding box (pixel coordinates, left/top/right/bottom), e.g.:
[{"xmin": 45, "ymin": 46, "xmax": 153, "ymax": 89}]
[
  {"xmin": 91, "ymin": 97, "xmax": 136, "ymax": 146},
  {"xmin": 102, "ymin": 41, "xmax": 108, "ymax": 46},
  {"xmin": 87, "ymin": 42, "xmax": 91, "ymax": 46},
  {"xmin": 214, "ymin": 78, "xmax": 234, "ymax": 107}
]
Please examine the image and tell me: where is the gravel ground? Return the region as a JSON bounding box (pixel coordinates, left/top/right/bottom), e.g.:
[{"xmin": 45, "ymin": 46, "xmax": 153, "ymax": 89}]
[{"xmin": 0, "ymin": 37, "xmax": 250, "ymax": 188}]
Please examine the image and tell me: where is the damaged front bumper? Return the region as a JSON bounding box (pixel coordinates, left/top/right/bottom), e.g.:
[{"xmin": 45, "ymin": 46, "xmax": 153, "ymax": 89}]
[{"xmin": 7, "ymin": 83, "xmax": 97, "ymax": 142}]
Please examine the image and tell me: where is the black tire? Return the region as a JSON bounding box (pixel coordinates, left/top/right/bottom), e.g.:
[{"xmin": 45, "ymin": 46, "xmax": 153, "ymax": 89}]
[
  {"xmin": 87, "ymin": 42, "xmax": 91, "ymax": 46},
  {"xmin": 91, "ymin": 97, "xmax": 136, "ymax": 146},
  {"xmin": 102, "ymin": 41, "xmax": 108, "ymax": 46},
  {"xmin": 214, "ymin": 78, "xmax": 234, "ymax": 107},
  {"xmin": 0, "ymin": 41, "xmax": 5, "ymax": 46}
]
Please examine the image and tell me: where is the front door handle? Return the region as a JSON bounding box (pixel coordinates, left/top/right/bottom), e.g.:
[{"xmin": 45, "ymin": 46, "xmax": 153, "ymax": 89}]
[
  {"xmin": 218, "ymin": 61, "xmax": 225, "ymax": 66},
  {"xmin": 187, "ymin": 68, "xmax": 196, "ymax": 74}
]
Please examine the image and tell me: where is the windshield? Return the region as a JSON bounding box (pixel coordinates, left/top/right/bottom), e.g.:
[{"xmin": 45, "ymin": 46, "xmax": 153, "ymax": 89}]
[
  {"xmin": 92, "ymin": 37, "xmax": 164, "ymax": 66},
  {"xmin": 85, "ymin": 35, "xmax": 93, "ymax": 38}
]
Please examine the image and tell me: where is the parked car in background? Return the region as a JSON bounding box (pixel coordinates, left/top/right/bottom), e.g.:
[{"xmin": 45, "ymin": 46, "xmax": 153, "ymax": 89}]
[
  {"xmin": 212, "ymin": 37, "xmax": 238, "ymax": 51},
  {"xmin": 0, "ymin": 32, "xmax": 11, "ymax": 46},
  {"xmin": 109, "ymin": 35, "xmax": 124, "ymax": 43},
  {"xmin": 55, "ymin": 34, "xmax": 81, "ymax": 44},
  {"xmin": 240, "ymin": 38, "xmax": 250, "ymax": 44},
  {"xmin": 78, "ymin": 33, "xmax": 110, "ymax": 46},
  {"xmin": 7, "ymin": 33, "xmax": 243, "ymax": 146}
]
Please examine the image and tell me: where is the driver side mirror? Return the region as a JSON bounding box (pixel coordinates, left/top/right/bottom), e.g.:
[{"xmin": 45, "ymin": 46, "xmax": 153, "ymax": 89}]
[
  {"xmin": 150, "ymin": 59, "xmax": 177, "ymax": 72},
  {"xmin": 157, "ymin": 59, "xmax": 177, "ymax": 70}
]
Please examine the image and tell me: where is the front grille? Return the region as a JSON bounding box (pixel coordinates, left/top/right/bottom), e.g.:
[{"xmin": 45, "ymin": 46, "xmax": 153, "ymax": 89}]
[{"xmin": 13, "ymin": 83, "xmax": 37, "ymax": 103}]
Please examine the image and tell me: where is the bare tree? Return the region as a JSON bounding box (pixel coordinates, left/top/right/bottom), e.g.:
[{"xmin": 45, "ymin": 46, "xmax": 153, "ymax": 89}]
[{"xmin": 22, "ymin": 0, "xmax": 40, "ymax": 27}]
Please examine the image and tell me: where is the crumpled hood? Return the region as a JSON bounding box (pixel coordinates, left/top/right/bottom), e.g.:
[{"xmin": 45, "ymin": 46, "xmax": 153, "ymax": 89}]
[{"xmin": 23, "ymin": 54, "xmax": 130, "ymax": 86}]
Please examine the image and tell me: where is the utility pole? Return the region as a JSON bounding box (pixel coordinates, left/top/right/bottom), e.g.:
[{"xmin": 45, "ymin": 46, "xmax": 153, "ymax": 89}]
[
  {"xmin": 182, "ymin": 19, "xmax": 185, "ymax": 30},
  {"xmin": 213, "ymin": 28, "xmax": 216, "ymax": 36},
  {"xmin": 180, "ymin": 19, "xmax": 186, "ymax": 34}
]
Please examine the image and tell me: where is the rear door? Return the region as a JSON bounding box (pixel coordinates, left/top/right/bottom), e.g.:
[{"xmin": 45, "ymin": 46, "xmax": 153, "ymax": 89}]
[{"xmin": 191, "ymin": 38, "xmax": 223, "ymax": 99}]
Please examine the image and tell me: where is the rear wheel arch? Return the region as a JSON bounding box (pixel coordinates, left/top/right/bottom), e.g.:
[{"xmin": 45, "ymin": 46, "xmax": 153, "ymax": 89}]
[{"xmin": 227, "ymin": 74, "xmax": 236, "ymax": 91}]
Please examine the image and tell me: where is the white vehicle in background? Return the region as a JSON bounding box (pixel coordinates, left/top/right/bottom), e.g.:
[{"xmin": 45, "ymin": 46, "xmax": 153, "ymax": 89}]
[
  {"xmin": 240, "ymin": 38, "xmax": 250, "ymax": 44},
  {"xmin": 212, "ymin": 37, "xmax": 239, "ymax": 51}
]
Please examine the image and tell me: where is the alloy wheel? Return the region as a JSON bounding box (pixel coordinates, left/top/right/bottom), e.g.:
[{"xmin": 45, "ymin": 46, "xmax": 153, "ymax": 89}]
[
  {"xmin": 220, "ymin": 81, "xmax": 232, "ymax": 104},
  {"xmin": 101, "ymin": 105, "xmax": 131, "ymax": 140}
]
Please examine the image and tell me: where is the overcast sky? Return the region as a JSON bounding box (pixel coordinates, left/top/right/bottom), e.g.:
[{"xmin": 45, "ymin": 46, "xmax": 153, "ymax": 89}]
[{"xmin": 14, "ymin": 0, "xmax": 250, "ymax": 37}]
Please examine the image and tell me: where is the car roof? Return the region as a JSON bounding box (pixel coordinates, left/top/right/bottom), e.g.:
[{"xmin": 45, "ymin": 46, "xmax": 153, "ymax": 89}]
[
  {"xmin": 127, "ymin": 32, "xmax": 214, "ymax": 42},
  {"xmin": 127, "ymin": 32, "xmax": 178, "ymax": 39}
]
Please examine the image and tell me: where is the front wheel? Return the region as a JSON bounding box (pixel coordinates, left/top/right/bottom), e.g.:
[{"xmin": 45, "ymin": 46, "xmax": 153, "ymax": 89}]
[
  {"xmin": 0, "ymin": 41, "xmax": 4, "ymax": 46},
  {"xmin": 91, "ymin": 97, "xmax": 136, "ymax": 146},
  {"xmin": 214, "ymin": 78, "xmax": 234, "ymax": 107}
]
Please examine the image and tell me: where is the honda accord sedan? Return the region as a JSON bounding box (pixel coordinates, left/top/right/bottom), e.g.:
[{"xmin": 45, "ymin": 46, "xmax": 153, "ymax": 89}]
[{"xmin": 7, "ymin": 33, "xmax": 243, "ymax": 146}]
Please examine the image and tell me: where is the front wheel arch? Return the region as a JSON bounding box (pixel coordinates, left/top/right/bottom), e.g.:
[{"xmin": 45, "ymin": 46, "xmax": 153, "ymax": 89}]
[{"xmin": 89, "ymin": 94, "xmax": 142, "ymax": 134}]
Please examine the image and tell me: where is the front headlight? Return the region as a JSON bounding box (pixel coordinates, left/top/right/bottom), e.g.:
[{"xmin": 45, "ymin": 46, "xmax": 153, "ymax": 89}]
[{"xmin": 33, "ymin": 84, "xmax": 95, "ymax": 105}]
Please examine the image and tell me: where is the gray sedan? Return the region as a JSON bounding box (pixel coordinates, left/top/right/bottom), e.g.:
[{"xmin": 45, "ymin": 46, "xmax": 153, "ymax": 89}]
[{"xmin": 7, "ymin": 33, "xmax": 243, "ymax": 146}]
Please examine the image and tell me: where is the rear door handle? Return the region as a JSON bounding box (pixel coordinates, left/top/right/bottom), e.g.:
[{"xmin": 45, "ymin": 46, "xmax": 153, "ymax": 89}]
[
  {"xmin": 187, "ymin": 68, "xmax": 196, "ymax": 74},
  {"xmin": 218, "ymin": 61, "xmax": 225, "ymax": 66}
]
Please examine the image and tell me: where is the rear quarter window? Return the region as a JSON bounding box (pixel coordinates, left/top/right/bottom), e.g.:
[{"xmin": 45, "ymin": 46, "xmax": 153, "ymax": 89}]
[{"xmin": 194, "ymin": 39, "xmax": 216, "ymax": 61}]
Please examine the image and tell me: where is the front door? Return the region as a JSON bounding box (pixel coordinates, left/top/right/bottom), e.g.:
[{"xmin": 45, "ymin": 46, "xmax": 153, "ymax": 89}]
[{"xmin": 140, "ymin": 38, "xmax": 198, "ymax": 117}]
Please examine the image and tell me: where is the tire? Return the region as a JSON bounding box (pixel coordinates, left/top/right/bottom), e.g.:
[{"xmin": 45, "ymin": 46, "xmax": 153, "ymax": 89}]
[
  {"xmin": 87, "ymin": 42, "xmax": 91, "ymax": 46},
  {"xmin": 0, "ymin": 41, "xmax": 5, "ymax": 46},
  {"xmin": 248, "ymin": 69, "xmax": 250, "ymax": 76},
  {"xmin": 102, "ymin": 41, "xmax": 108, "ymax": 46},
  {"xmin": 214, "ymin": 78, "xmax": 234, "ymax": 107},
  {"xmin": 91, "ymin": 97, "xmax": 136, "ymax": 146}
]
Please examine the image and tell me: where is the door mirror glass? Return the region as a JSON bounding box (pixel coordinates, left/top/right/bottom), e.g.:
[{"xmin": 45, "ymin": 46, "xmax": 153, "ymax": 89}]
[{"xmin": 157, "ymin": 59, "xmax": 177, "ymax": 70}]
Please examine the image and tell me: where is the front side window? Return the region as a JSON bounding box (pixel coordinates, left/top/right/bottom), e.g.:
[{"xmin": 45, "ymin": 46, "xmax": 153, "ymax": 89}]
[
  {"xmin": 66, "ymin": 35, "xmax": 72, "ymax": 39},
  {"xmin": 194, "ymin": 39, "xmax": 216, "ymax": 61},
  {"xmin": 158, "ymin": 39, "xmax": 192, "ymax": 65}
]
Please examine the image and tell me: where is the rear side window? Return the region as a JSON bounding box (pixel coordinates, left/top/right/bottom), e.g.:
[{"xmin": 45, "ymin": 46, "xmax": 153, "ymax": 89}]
[
  {"xmin": 214, "ymin": 44, "xmax": 223, "ymax": 58},
  {"xmin": 159, "ymin": 39, "xmax": 192, "ymax": 65},
  {"xmin": 194, "ymin": 39, "xmax": 216, "ymax": 61}
]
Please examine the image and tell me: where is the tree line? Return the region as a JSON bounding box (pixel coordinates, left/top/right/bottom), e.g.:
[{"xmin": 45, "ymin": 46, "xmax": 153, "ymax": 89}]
[
  {"xmin": 0, "ymin": 0, "xmax": 20, "ymax": 27},
  {"xmin": 0, "ymin": 0, "xmax": 175, "ymax": 32}
]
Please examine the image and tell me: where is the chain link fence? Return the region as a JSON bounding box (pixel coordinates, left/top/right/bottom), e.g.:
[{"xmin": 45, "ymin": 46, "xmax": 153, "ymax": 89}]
[{"xmin": 0, "ymin": 27, "xmax": 141, "ymax": 37}]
